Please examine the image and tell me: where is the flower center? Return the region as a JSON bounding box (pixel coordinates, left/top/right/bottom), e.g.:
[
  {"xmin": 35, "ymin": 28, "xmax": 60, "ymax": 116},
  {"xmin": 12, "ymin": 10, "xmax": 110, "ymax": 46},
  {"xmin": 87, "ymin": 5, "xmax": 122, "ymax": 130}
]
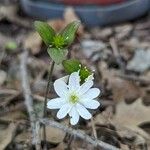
[
  {"xmin": 52, "ymin": 35, "xmax": 65, "ymax": 48},
  {"xmin": 69, "ymin": 94, "xmax": 79, "ymax": 104}
]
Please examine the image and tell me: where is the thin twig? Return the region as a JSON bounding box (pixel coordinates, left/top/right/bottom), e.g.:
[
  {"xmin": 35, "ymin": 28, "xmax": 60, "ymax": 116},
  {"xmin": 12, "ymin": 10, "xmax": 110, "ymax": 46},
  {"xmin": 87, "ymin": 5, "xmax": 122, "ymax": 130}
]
[
  {"xmin": 43, "ymin": 61, "xmax": 55, "ymax": 150},
  {"xmin": 40, "ymin": 118, "xmax": 121, "ymax": 150},
  {"xmin": 110, "ymin": 38, "xmax": 125, "ymax": 73},
  {"xmin": 20, "ymin": 50, "xmax": 41, "ymax": 150},
  {"xmin": 116, "ymin": 73, "xmax": 150, "ymax": 85},
  {"xmin": 91, "ymin": 117, "xmax": 97, "ymax": 139}
]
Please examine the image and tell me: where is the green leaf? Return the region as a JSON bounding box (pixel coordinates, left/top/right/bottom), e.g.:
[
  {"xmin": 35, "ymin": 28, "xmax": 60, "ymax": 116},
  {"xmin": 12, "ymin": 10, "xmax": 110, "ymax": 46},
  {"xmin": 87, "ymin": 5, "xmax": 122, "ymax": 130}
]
[
  {"xmin": 62, "ymin": 59, "xmax": 81, "ymax": 74},
  {"xmin": 47, "ymin": 47, "xmax": 68, "ymax": 64},
  {"xmin": 59, "ymin": 20, "xmax": 80, "ymax": 46},
  {"xmin": 5, "ymin": 41, "xmax": 17, "ymax": 51},
  {"xmin": 79, "ymin": 67, "xmax": 92, "ymax": 83},
  {"xmin": 34, "ymin": 21, "xmax": 55, "ymax": 46}
]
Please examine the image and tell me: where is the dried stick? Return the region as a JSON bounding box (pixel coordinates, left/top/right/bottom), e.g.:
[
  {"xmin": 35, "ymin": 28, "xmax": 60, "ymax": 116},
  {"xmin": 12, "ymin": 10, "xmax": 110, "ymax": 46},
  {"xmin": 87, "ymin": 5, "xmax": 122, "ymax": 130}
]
[
  {"xmin": 20, "ymin": 51, "xmax": 41, "ymax": 150},
  {"xmin": 91, "ymin": 117, "xmax": 97, "ymax": 139},
  {"xmin": 40, "ymin": 118, "xmax": 121, "ymax": 150},
  {"xmin": 116, "ymin": 73, "xmax": 150, "ymax": 85},
  {"xmin": 110, "ymin": 38, "xmax": 125, "ymax": 73}
]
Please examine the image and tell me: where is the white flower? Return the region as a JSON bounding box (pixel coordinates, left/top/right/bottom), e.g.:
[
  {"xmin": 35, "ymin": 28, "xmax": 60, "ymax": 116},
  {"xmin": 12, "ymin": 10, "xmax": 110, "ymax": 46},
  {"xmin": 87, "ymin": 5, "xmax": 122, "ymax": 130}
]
[{"xmin": 47, "ymin": 72, "xmax": 100, "ymax": 125}]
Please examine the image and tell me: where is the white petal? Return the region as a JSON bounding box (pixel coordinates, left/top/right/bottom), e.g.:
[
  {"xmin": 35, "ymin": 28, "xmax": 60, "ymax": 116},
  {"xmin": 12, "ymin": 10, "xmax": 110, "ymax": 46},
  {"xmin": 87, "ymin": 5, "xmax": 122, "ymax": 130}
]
[
  {"xmin": 69, "ymin": 107, "xmax": 79, "ymax": 125},
  {"xmin": 57, "ymin": 75, "xmax": 69, "ymax": 83},
  {"xmin": 81, "ymin": 100, "xmax": 100, "ymax": 109},
  {"xmin": 82, "ymin": 88, "xmax": 100, "ymax": 100},
  {"xmin": 79, "ymin": 80, "xmax": 93, "ymax": 95},
  {"xmin": 47, "ymin": 98, "xmax": 66, "ymax": 109},
  {"xmin": 54, "ymin": 79, "xmax": 68, "ymax": 97},
  {"xmin": 76, "ymin": 103, "xmax": 92, "ymax": 120},
  {"xmin": 68, "ymin": 72, "xmax": 80, "ymax": 91},
  {"xmin": 57, "ymin": 103, "xmax": 72, "ymax": 119}
]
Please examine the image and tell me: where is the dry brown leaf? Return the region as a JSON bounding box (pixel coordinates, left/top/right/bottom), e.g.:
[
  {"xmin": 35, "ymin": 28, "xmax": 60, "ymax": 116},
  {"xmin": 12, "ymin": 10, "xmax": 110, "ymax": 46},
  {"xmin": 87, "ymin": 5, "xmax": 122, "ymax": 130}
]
[
  {"xmin": 113, "ymin": 98, "xmax": 150, "ymax": 134},
  {"xmin": 114, "ymin": 98, "xmax": 150, "ymax": 126},
  {"xmin": 15, "ymin": 131, "xmax": 31, "ymax": 144},
  {"xmin": 100, "ymin": 66, "xmax": 142, "ymax": 103},
  {"xmin": 0, "ymin": 123, "xmax": 17, "ymax": 150},
  {"xmin": 41, "ymin": 126, "xmax": 66, "ymax": 144},
  {"xmin": 111, "ymin": 78, "xmax": 142, "ymax": 103},
  {"xmin": 0, "ymin": 110, "xmax": 27, "ymax": 121},
  {"xmin": 24, "ymin": 32, "xmax": 42, "ymax": 55},
  {"xmin": 41, "ymin": 120, "xmax": 69, "ymax": 144}
]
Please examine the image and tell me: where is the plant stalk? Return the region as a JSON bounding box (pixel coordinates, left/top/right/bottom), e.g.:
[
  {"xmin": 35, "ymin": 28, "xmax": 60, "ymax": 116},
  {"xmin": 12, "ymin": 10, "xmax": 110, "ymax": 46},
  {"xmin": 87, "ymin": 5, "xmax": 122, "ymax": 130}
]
[{"xmin": 43, "ymin": 61, "xmax": 55, "ymax": 150}]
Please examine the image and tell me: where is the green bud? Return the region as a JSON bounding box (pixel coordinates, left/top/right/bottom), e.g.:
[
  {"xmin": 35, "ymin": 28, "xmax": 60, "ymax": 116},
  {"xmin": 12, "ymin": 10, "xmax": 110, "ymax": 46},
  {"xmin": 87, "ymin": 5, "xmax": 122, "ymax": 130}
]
[{"xmin": 62, "ymin": 59, "xmax": 81, "ymax": 74}]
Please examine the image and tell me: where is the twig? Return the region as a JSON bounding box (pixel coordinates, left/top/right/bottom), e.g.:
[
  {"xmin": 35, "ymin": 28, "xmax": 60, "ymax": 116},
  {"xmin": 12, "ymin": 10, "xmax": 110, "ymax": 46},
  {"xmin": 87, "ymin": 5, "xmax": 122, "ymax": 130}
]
[
  {"xmin": 40, "ymin": 118, "xmax": 121, "ymax": 150},
  {"xmin": 43, "ymin": 61, "xmax": 55, "ymax": 150},
  {"xmin": 20, "ymin": 50, "xmax": 41, "ymax": 150},
  {"xmin": 110, "ymin": 38, "xmax": 125, "ymax": 73},
  {"xmin": 91, "ymin": 117, "xmax": 97, "ymax": 139},
  {"xmin": 116, "ymin": 73, "xmax": 150, "ymax": 85}
]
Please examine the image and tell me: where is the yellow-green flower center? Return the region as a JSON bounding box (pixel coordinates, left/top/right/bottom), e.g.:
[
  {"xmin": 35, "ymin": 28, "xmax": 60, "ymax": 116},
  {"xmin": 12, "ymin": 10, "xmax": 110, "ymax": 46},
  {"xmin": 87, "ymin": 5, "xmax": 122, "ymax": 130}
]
[
  {"xmin": 52, "ymin": 35, "xmax": 65, "ymax": 48},
  {"xmin": 69, "ymin": 94, "xmax": 79, "ymax": 104}
]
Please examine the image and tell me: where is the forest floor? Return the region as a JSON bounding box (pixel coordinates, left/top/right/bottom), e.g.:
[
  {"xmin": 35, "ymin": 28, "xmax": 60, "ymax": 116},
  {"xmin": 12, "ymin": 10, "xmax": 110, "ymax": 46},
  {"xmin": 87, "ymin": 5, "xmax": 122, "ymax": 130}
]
[{"xmin": 0, "ymin": 1, "xmax": 150, "ymax": 150}]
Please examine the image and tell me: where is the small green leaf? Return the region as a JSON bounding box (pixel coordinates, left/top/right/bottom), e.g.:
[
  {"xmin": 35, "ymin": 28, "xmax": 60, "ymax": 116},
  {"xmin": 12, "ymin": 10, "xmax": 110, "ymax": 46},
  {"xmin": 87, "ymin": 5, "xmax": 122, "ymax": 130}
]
[
  {"xmin": 34, "ymin": 21, "xmax": 55, "ymax": 46},
  {"xmin": 5, "ymin": 41, "xmax": 17, "ymax": 51},
  {"xmin": 47, "ymin": 47, "xmax": 67, "ymax": 64},
  {"xmin": 79, "ymin": 67, "xmax": 92, "ymax": 83},
  {"xmin": 62, "ymin": 59, "xmax": 81, "ymax": 74},
  {"xmin": 59, "ymin": 20, "xmax": 80, "ymax": 46}
]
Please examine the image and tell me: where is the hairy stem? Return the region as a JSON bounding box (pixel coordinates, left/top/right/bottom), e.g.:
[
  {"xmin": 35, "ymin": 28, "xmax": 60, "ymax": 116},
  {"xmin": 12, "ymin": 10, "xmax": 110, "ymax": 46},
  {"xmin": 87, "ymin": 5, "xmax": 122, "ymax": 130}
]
[{"xmin": 43, "ymin": 61, "xmax": 55, "ymax": 150}]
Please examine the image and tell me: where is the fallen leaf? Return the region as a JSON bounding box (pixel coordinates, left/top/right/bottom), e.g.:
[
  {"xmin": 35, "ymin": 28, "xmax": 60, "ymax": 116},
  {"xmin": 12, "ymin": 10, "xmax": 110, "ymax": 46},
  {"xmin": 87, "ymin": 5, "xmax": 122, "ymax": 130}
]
[
  {"xmin": 24, "ymin": 32, "xmax": 42, "ymax": 55},
  {"xmin": 100, "ymin": 67, "xmax": 142, "ymax": 103},
  {"xmin": 41, "ymin": 126, "xmax": 66, "ymax": 144},
  {"xmin": 0, "ymin": 110, "xmax": 26, "ymax": 122},
  {"xmin": 15, "ymin": 131, "xmax": 31, "ymax": 144},
  {"xmin": 110, "ymin": 78, "xmax": 142, "ymax": 103},
  {"xmin": 40, "ymin": 119, "xmax": 69, "ymax": 144},
  {"xmin": 0, "ymin": 123, "xmax": 17, "ymax": 150},
  {"xmin": 113, "ymin": 98, "xmax": 150, "ymax": 130},
  {"xmin": 114, "ymin": 98, "xmax": 149, "ymax": 126}
]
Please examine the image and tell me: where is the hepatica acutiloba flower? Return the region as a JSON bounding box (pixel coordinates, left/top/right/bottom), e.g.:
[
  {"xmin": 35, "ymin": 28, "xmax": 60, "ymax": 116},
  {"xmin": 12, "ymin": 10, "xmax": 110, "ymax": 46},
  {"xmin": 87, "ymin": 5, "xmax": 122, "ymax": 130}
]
[{"xmin": 47, "ymin": 71, "xmax": 100, "ymax": 125}]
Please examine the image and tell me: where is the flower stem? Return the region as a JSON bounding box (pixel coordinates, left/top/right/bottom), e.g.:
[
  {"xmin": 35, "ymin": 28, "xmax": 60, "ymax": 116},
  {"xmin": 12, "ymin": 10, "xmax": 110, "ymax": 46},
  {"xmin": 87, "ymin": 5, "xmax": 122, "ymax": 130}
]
[{"xmin": 43, "ymin": 61, "xmax": 55, "ymax": 150}]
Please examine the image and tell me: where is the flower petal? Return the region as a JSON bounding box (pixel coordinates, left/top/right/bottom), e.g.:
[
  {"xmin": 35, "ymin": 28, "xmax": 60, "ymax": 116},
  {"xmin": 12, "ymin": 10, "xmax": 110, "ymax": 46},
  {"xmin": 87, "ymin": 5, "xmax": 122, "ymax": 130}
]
[
  {"xmin": 76, "ymin": 103, "xmax": 92, "ymax": 120},
  {"xmin": 69, "ymin": 107, "xmax": 79, "ymax": 125},
  {"xmin": 54, "ymin": 79, "xmax": 68, "ymax": 97},
  {"xmin": 47, "ymin": 98, "xmax": 66, "ymax": 109},
  {"xmin": 68, "ymin": 72, "xmax": 80, "ymax": 91},
  {"xmin": 57, "ymin": 103, "xmax": 72, "ymax": 119},
  {"xmin": 81, "ymin": 100, "xmax": 100, "ymax": 109},
  {"xmin": 79, "ymin": 80, "xmax": 93, "ymax": 95},
  {"xmin": 82, "ymin": 88, "xmax": 100, "ymax": 100}
]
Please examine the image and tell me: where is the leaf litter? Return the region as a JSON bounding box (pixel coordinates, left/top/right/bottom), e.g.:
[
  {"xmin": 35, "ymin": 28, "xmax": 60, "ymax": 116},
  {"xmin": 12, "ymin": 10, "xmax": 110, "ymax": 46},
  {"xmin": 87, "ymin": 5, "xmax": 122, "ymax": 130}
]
[{"xmin": 0, "ymin": 1, "xmax": 150, "ymax": 150}]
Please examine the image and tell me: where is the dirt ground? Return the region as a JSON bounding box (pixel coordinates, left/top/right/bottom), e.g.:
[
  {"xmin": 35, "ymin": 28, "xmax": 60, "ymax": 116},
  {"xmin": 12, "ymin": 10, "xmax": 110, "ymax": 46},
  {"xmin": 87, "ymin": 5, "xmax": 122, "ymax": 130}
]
[{"xmin": 0, "ymin": 1, "xmax": 150, "ymax": 150}]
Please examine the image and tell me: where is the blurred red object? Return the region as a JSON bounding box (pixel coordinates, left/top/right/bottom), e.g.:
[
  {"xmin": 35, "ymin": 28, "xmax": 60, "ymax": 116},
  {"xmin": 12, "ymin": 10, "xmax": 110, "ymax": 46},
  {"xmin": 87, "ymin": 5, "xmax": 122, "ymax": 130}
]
[{"xmin": 57, "ymin": 0, "xmax": 124, "ymax": 5}]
